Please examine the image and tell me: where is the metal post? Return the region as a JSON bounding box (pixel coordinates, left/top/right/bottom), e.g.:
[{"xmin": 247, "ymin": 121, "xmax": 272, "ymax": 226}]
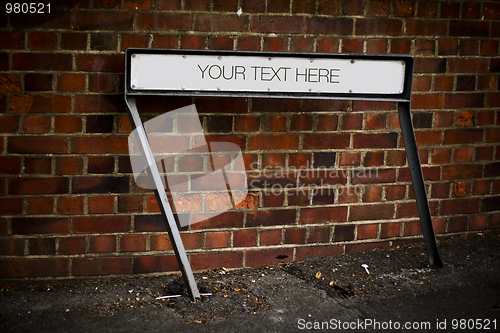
[
  {"xmin": 398, "ymin": 101, "xmax": 443, "ymax": 268},
  {"xmin": 125, "ymin": 96, "xmax": 201, "ymax": 300}
]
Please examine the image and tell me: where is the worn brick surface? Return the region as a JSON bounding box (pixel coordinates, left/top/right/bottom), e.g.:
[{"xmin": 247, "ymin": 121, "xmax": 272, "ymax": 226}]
[{"xmin": 0, "ymin": 0, "xmax": 498, "ymax": 282}]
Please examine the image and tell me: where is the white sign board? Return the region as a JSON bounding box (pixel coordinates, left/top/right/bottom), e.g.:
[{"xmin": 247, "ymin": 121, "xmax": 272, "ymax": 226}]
[{"xmin": 130, "ymin": 53, "xmax": 406, "ymax": 96}]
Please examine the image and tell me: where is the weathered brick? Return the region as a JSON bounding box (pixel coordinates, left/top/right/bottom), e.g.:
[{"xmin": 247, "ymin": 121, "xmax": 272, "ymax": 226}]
[
  {"xmin": 350, "ymin": 204, "xmax": 394, "ymax": 221},
  {"xmin": 10, "ymin": 258, "xmax": 69, "ymax": 278},
  {"xmin": 247, "ymin": 209, "xmax": 296, "ymax": 227},
  {"xmin": 190, "ymin": 251, "xmax": 243, "ymax": 270},
  {"xmin": 11, "ymin": 218, "xmax": 70, "ymax": 235},
  {"xmin": 252, "ymin": 16, "xmax": 303, "ymax": 34},
  {"xmin": 133, "ymin": 255, "xmax": 179, "ymax": 273},
  {"xmin": 72, "ymin": 257, "xmax": 130, "ymax": 276},
  {"xmin": 13, "ymin": 53, "xmax": 72, "ymax": 71},
  {"xmin": 300, "ymin": 206, "xmax": 347, "ymax": 224},
  {"xmin": 120, "ymin": 234, "xmax": 146, "ymax": 252},
  {"xmin": 74, "ymin": 216, "xmax": 130, "ymax": 234},
  {"xmin": 356, "ymin": 18, "xmax": 402, "ymax": 35},
  {"xmin": 196, "ymin": 14, "xmax": 248, "ymax": 32}
]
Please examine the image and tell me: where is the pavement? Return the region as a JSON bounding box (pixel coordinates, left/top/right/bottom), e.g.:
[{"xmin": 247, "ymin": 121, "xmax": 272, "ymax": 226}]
[{"xmin": 1, "ymin": 231, "xmax": 499, "ymax": 333}]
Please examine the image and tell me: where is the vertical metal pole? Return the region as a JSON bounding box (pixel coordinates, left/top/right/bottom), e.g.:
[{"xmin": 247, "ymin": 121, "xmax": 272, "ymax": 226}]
[
  {"xmin": 125, "ymin": 96, "xmax": 201, "ymax": 300},
  {"xmin": 398, "ymin": 101, "xmax": 443, "ymax": 268}
]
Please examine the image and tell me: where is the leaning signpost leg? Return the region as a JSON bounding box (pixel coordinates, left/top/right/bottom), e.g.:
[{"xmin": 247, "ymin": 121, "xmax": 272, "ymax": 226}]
[
  {"xmin": 125, "ymin": 96, "xmax": 201, "ymax": 300},
  {"xmin": 398, "ymin": 101, "xmax": 443, "ymax": 268}
]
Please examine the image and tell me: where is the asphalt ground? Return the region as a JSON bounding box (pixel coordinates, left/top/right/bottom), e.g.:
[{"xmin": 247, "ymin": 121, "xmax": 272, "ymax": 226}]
[{"xmin": 1, "ymin": 231, "xmax": 499, "ymax": 333}]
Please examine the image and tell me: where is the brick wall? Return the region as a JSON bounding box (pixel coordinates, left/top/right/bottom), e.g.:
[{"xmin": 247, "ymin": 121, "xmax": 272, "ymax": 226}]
[{"xmin": 0, "ymin": 0, "xmax": 499, "ymax": 283}]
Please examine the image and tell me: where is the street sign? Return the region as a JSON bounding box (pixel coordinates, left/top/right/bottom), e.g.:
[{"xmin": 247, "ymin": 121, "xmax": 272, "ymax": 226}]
[{"xmin": 124, "ymin": 49, "xmax": 442, "ymax": 301}]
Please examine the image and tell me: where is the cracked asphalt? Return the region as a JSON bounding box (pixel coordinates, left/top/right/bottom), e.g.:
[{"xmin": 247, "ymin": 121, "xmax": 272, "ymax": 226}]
[{"xmin": 1, "ymin": 231, "xmax": 499, "ymax": 333}]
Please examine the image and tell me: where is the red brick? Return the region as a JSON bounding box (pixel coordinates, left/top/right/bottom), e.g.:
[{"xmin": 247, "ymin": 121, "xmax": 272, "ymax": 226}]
[
  {"xmin": 393, "ymin": 1, "xmax": 415, "ymax": 16},
  {"xmin": 305, "ymin": 17, "xmax": 352, "ymax": 35},
  {"xmin": 366, "ymin": 39, "xmax": 388, "ymax": 53},
  {"xmin": 56, "ymin": 196, "xmax": 83, "ymax": 215},
  {"xmin": 0, "ymin": 116, "xmax": 19, "ymax": 133},
  {"xmin": 27, "ymin": 95, "xmax": 72, "ymax": 114},
  {"xmin": 72, "ymin": 257, "xmax": 130, "ymax": 276},
  {"xmin": 8, "ymin": 94, "xmax": 33, "ymax": 114},
  {"xmin": 190, "ymin": 251, "xmax": 243, "ymax": 270},
  {"xmin": 88, "ymin": 74, "xmax": 116, "ymax": 93},
  {"xmin": 0, "ymin": 73, "xmax": 21, "ymax": 92},
  {"xmin": 248, "ymin": 134, "xmax": 299, "ymax": 150},
  {"xmin": 391, "ymin": 39, "xmax": 411, "ymax": 54},
  {"xmin": 448, "ymin": 216, "xmax": 469, "ymax": 233},
  {"xmin": 284, "ymin": 228, "xmax": 306, "ymax": 244},
  {"xmin": 10, "ymin": 258, "xmax": 69, "ymax": 278},
  {"xmin": 362, "ymin": 185, "xmax": 383, "ymax": 202},
  {"xmin": 208, "ymin": 36, "xmax": 234, "ymax": 50},
  {"xmin": 443, "ymin": 129, "xmax": 483, "ymax": 145},
  {"xmin": 431, "ymin": 148, "xmax": 451, "ymax": 164},
  {"xmin": 486, "ymin": 93, "xmax": 500, "ymax": 107},
  {"xmin": 453, "ymin": 147, "xmax": 473, "ymax": 163},
  {"xmin": 196, "ymin": 14, "xmax": 248, "ymax": 32},
  {"xmin": 452, "ymin": 181, "xmax": 471, "ymax": 198},
  {"xmin": 476, "ymin": 147, "xmax": 494, "ymax": 161},
  {"xmin": 252, "ymin": 16, "xmax": 303, "ymax": 34},
  {"xmin": 76, "ymin": 54, "xmax": 124, "ymax": 73},
  {"xmin": 346, "ymin": 242, "xmax": 389, "ymax": 254},
  {"xmin": 484, "ymin": 3, "xmax": 500, "ymax": 20},
  {"xmin": 29, "ymin": 238, "xmax": 56, "ymax": 255},
  {"xmin": 88, "ymin": 196, "xmax": 115, "ymax": 214},
  {"xmin": 60, "ymin": 33, "xmax": 87, "ymax": 50},
  {"xmin": 0, "ymin": 156, "xmax": 21, "ymax": 175},
  {"xmin": 430, "ymin": 182, "xmax": 449, "ymax": 199},
  {"xmin": 386, "ymin": 185, "xmax": 405, "ymax": 201},
  {"xmin": 399, "ymin": 166, "xmax": 440, "ymax": 182},
  {"xmin": 442, "ymin": 164, "xmax": 482, "ymax": 180},
  {"xmin": 485, "ymin": 162, "xmax": 500, "ymax": 178},
  {"xmin": 433, "ymin": 76, "xmax": 454, "ymax": 91},
  {"xmin": 481, "ymin": 40, "xmax": 499, "ymax": 57},
  {"xmin": 350, "ymin": 204, "xmax": 394, "ymax": 221},
  {"xmin": 245, "ymin": 247, "xmax": 293, "ymax": 267},
  {"xmin": 356, "ymin": 18, "xmax": 402, "ymax": 35},
  {"xmin": 73, "ymin": 176, "xmax": 129, "ymax": 194},
  {"xmin": 213, "ymin": 0, "xmax": 238, "ymax": 11},
  {"xmin": 55, "ymin": 157, "xmax": 83, "ymax": 175},
  {"xmin": 380, "ymin": 222, "xmax": 401, "ymax": 238},
  {"xmin": 233, "ymin": 230, "xmax": 257, "ymax": 247},
  {"xmin": 341, "ymin": 39, "xmax": 364, "ymax": 53},
  {"xmin": 470, "ymin": 215, "xmax": 487, "ymax": 231},
  {"xmin": 120, "ymin": 235, "xmax": 146, "ymax": 252},
  {"xmin": 415, "ymin": 39, "xmax": 435, "ymax": 55},
  {"xmin": 74, "ymin": 11, "xmax": 133, "ymax": 30},
  {"xmin": 357, "ymin": 224, "xmax": 378, "ymax": 240},
  {"xmin": 74, "ymin": 216, "xmax": 130, "ymax": 233},
  {"xmin": 190, "ymin": 211, "xmax": 244, "ymax": 229},
  {"xmin": 9, "ymin": 177, "xmax": 68, "ymax": 195},
  {"xmin": 260, "ymin": 115, "xmax": 285, "ymax": 132},
  {"xmin": 403, "ymin": 220, "xmax": 422, "ymax": 236},
  {"xmin": 352, "ymin": 169, "xmax": 396, "ymax": 185},
  {"xmin": 300, "ymin": 206, "xmax": 347, "ymax": 224},
  {"xmin": 460, "ymin": 40, "xmax": 479, "ymax": 56},
  {"xmin": 23, "ymin": 116, "xmax": 51, "ymax": 134},
  {"xmin": 289, "ymin": 37, "xmax": 314, "ymax": 52},
  {"xmin": 306, "ymin": 226, "xmax": 331, "ymax": 243},
  {"xmin": 414, "ymin": 58, "xmax": 446, "ymax": 74},
  {"xmin": 337, "ymin": 152, "xmax": 359, "ymax": 167},
  {"xmin": 94, "ymin": 0, "xmax": 120, "ymax": 8},
  {"xmin": 180, "ymin": 35, "xmax": 206, "ymax": 49},
  {"xmin": 302, "ymin": 133, "xmax": 349, "ymax": 150},
  {"xmin": 364, "ymin": 151, "xmax": 384, "ymax": 166},
  {"xmin": 296, "ymin": 245, "xmax": 343, "ymax": 261},
  {"xmin": 11, "ymin": 217, "xmax": 70, "ymax": 235},
  {"xmin": 490, "ymin": 213, "xmax": 500, "ymax": 229},
  {"xmin": 0, "ymin": 31, "xmax": 25, "ymax": 49},
  {"xmin": 247, "ymin": 209, "xmax": 296, "ymax": 227},
  {"xmin": 343, "ymin": 0, "xmax": 365, "ymax": 15},
  {"xmin": 54, "ymin": 116, "xmax": 82, "ymax": 133},
  {"xmin": 152, "ymin": 34, "xmax": 178, "ymax": 49},
  {"xmin": 59, "ymin": 237, "xmax": 86, "ymax": 255},
  {"xmin": 405, "ymin": 19, "xmax": 447, "ymax": 36},
  {"xmin": 205, "ymin": 231, "xmax": 231, "ymax": 249},
  {"xmin": 450, "ymin": 21, "xmax": 489, "ymax": 37},
  {"xmin": 334, "ymin": 224, "xmax": 355, "ymax": 241},
  {"xmin": 413, "ymin": 130, "xmax": 442, "ymax": 146},
  {"xmin": 0, "ymin": 238, "xmax": 24, "ymax": 256},
  {"xmin": 124, "ymin": 0, "xmax": 152, "ymax": 10},
  {"xmin": 353, "ymin": 132, "xmax": 398, "ymax": 149},
  {"xmin": 89, "ymin": 235, "xmax": 116, "ymax": 253},
  {"xmin": 483, "ymin": 196, "xmax": 500, "ymax": 212},
  {"xmin": 26, "ymin": 197, "xmax": 54, "ymax": 215},
  {"xmin": 411, "ymin": 94, "xmax": 442, "ymax": 109},
  {"xmin": 72, "ymin": 136, "xmax": 128, "ymax": 154},
  {"xmin": 236, "ymin": 36, "xmax": 260, "ymax": 51},
  {"xmin": 449, "ymin": 58, "xmax": 488, "ymax": 74},
  {"xmin": 29, "ymin": 32, "xmax": 57, "ymax": 50},
  {"xmin": 440, "ymin": 198, "xmax": 480, "ymax": 215},
  {"xmin": 13, "ymin": 53, "xmax": 72, "ymax": 71},
  {"xmin": 133, "ymin": 255, "xmax": 179, "ymax": 273},
  {"xmin": 342, "ymin": 113, "xmax": 362, "ymax": 130},
  {"xmin": 258, "ymin": 229, "xmax": 281, "ymax": 246},
  {"xmin": 317, "ymin": 38, "xmax": 340, "ymax": 53}
]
